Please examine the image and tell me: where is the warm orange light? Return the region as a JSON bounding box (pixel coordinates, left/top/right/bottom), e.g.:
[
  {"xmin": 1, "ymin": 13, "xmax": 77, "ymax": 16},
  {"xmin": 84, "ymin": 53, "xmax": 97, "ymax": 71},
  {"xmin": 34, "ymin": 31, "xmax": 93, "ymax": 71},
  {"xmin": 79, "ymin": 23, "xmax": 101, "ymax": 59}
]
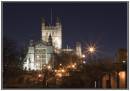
[
  {"xmin": 43, "ymin": 65, "xmax": 46, "ymax": 67},
  {"xmin": 47, "ymin": 65, "xmax": 51, "ymax": 69},
  {"xmin": 57, "ymin": 73, "xmax": 62, "ymax": 78},
  {"xmin": 88, "ymin": 47, "xmax": 95, "ymax": 53},
  {"xmin": 54, "ymin": 70, "xmax": 57, "ymax": 72},
  {"xmin": 119, "ymin": 71, "xmax": 125, "ymax": 79},
  {"xmin": 38, "ymin": 74, "xmax": 42, "ymax": 78},
  {"xmin": 61, "ymin": 69, "xmax": 65, "ymax": 73},
  {"xmin": 72, "ymin": 65, "xmax": 75, "ymax": 68}
]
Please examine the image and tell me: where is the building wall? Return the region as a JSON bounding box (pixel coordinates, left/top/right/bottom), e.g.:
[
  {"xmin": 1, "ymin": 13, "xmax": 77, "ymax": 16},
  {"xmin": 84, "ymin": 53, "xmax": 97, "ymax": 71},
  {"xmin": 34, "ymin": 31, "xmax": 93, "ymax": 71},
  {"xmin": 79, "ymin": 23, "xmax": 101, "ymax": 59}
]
[
  {"xmin": 102, "ymin": 74, "xmax": 110, "ymax": 88},
  {"xmin": 23, "ymin": 43, "xmax": 54, "ymax": 71},
  {"xmin": 76, "ymin": 42, "xmax": 82, "ymax": 58},
  {"xmin": 116, "ymin": 48, "xmax": 127, "ymax": 63},
  {"xmin": 42, "ymin": 29, "xmax": 62, "ymax": 49},
  {"xmin": 119, "ymin": 71, "xmax": 126, "ymax": 88},
  {"xmin": 102, "ymin": 73, "xmax": 117, "ymax": 88},
  {"xmin": 102, "ymin": 72, "xmax": 126, "ymax": 88},
  {"xmin": 111, "ymin": 73, "xmax": 117, "ymax": 88},
  {"xmin": 23, "ymin": 46, "xmax": 35, "ymax": 70}
]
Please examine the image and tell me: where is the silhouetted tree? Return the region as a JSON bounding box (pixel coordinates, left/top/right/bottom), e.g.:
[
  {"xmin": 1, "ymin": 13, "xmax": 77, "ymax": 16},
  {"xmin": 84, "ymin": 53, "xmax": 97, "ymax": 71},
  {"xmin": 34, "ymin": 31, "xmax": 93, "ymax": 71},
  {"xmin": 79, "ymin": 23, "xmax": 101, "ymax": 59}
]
[
  {"xmin": 3, "ymin": 36, "xmax": 21, "ymax": 88},
  {"xmin": 54, "ymin": 52, "xmax": 80, "ymax": 69},
  {"xmin": 3, "ymin": 37, "xmax": 19, "ymax": 71}
]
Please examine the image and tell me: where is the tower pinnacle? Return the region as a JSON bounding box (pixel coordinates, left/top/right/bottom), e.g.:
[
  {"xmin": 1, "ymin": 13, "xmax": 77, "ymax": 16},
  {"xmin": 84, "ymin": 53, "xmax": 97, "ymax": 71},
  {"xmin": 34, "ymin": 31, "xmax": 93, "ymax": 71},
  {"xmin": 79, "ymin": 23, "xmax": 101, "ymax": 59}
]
[
  {"xmin": 41, "ymin": 17, "xmax": 45, "ymax": 23},
  {"xmin": 56, "ymin": 16, "xmax": 61, "ymax": 23}
]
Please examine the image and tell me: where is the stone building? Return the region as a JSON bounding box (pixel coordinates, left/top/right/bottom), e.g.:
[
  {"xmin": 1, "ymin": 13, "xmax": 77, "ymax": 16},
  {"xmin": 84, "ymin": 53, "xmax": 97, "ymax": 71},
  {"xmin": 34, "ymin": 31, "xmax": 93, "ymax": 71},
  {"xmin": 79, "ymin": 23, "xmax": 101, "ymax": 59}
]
[
  {"xmin": 23, "ymin": 17, "xmax": 82, "ymax": 71},
  {"xmin": 23, "ymin": 35, "xmax": 54, "ymax": 70}
]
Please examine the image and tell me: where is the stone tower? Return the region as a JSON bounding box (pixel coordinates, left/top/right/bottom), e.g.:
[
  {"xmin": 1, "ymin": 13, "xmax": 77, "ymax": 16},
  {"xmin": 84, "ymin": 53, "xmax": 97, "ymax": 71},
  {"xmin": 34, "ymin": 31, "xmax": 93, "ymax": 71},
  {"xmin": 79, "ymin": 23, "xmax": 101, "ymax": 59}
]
[
  {"xmin": 76, "ymin": 42, "xmax": 82, "ymax": 58},
  {"xmin": 41, "ymin": 17, "xmax": 62, "ymax": 49}
]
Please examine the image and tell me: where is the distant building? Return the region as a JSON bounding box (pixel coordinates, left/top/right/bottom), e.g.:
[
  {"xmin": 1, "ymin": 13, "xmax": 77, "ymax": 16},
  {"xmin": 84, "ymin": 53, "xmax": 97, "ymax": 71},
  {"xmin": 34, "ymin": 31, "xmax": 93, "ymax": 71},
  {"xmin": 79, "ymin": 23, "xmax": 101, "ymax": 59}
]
[
  {"xmin": 62, "ymin": 47, "xmax": 74, "ymax": 53},
  {"xmin": 101, "ymin": 48, "xmax": 127, "ymax": 88},
  {"xmin": 116, "ymin": 48, "xmax": 127, "ymax": 63},
  {"xmin": 23, "ymin": 17, "xmax": 82, "ymax": 71},
  {"xmin": 101, "ymin": 71, "xmax": 127, "ymax": 88},
  {"xmin": 23, "ymin": 35, "xmax": 54, "ymax": 70}
]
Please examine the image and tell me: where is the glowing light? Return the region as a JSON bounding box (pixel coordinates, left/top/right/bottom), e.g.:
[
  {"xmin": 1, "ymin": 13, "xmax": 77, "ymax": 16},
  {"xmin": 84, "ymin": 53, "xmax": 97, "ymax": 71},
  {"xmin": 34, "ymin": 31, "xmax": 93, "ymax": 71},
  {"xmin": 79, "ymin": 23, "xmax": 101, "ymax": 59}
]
[
  {"xmin": 61, "ymin": 69, "xmax": 65, "ymax": 73},
  {"xmin": 37, "ymin": 55, "xmax": 39, "ymax": 58},
  {"xmin": 57, "ymin": 73, "xmax": 62, "ymax": 78},
  {"xmin": 119, "ymin": 71, "xmax": 125, "ymax": 79},
  {"xmin": 54, "ymin": 70, "xmax": 57, "ymax": 72},
  {"xmin": 83, "ymin": 61, "xmax": 86, "ymax": 64},
  {"xmin": 44, "ymin": 65, "xmax": 46, "ymax": 67},
  {"xmin": 122, "ymin": 60, "xmax": 126, "ymax": 63},
  {"xmin": 72, "ymin": 65, "xmax": 75, "ymax": 68},
  {"xmin": 88, "ymin": 47, "xmax": 95, "ymax": 53},
  {"xmin": 60, "ymin": 64, "xmax": 62, "ymax": 66},
  {"xmin": 82, "ymin": 54, "xmax": 85, "ymax": 58},
  {"xmin": 47, "ymin": 65, "xmax": 51, "ymax": 69},
  {"xmin": 85, "ymin": 43, "xmax": 97, "ymax": 55},
  {"xmin": 38, "ymin": 74, "xmax": 42, "ymax": 78}
]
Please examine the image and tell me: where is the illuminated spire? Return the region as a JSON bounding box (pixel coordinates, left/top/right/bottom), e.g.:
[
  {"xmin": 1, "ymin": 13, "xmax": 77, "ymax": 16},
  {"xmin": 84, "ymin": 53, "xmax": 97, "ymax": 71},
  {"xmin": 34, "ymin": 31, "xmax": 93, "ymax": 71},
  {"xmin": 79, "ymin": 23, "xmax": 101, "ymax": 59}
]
[{"xmin": 56, "ymin": 16, "xmax": 61, "ymax": 23}]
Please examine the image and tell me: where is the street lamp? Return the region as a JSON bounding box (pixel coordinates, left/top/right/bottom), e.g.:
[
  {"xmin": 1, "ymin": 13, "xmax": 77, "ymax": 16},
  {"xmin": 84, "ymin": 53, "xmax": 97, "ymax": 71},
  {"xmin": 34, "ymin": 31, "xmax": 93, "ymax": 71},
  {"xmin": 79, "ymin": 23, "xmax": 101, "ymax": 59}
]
[
  {"xmin": 47, "ymin": 65, "xmax": 51, "ymax": 69},
  {"xmin": 83, "ymin": 61, "xmax": 86, "ymax": 64},
  {"xmin": 88, "ymin": 46, "xmax": 96, "ymax": 53},
  {"xmin": 38, "ymin": 74, "xmax": 42, "ymax": 78},
  {"xmin": 122, "ymin": 60, "xmax": 126, "ymax": 64},
  {"xmin": 61, "ymin": 69, "xmax": 65, "ymax": 73},
  {"xmin": 82, "ymin": 54, "xmax": 85, "ymax": 58},
  {"xmin": 87, "ymin": 45, "xmax": 96, "ymax": 62},
  {"xmin": 72, "ymin": 64, "xmax": 75, "ymax": 68}
]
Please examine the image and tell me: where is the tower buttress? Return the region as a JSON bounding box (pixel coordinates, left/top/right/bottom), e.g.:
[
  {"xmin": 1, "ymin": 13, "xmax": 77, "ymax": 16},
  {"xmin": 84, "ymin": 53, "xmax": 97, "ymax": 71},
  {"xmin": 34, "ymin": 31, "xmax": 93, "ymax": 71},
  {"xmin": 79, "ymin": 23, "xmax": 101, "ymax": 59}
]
[
  {"xmin": 41, "ymin": 17, "xmax": 45, "ymax": 30},
  {"xmin": 41, "ymin": 17, "xmax": 46, "ymax": 41},
  {"xmin": 55, "ymin": 17, "xmax": 62, "ymax": 49}
]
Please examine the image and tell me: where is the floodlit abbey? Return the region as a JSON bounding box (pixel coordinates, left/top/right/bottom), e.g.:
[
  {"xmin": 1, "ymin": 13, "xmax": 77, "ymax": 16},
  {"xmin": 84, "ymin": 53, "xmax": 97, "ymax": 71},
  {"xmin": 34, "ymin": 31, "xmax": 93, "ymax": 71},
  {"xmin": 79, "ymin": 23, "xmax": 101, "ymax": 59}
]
[{"xmin": 23, "ymin": 17, "xmax": 82, "ymax": 71}]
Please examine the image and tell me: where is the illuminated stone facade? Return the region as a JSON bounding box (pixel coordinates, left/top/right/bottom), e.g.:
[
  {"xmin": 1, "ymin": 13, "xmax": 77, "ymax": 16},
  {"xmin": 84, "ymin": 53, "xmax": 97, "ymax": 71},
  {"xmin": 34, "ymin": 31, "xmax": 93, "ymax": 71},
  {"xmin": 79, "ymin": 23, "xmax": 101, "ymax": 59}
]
[
  {"xmin": 41, "ymin": 17, "xmax": 62, "ymax": 50},
  {"xmin": 23, "ymin": 36, "xmax": 54, "ymax": 70},
  {"xmin": 76, "ymin": 42, "xmax": 82, "ymax": 58}
]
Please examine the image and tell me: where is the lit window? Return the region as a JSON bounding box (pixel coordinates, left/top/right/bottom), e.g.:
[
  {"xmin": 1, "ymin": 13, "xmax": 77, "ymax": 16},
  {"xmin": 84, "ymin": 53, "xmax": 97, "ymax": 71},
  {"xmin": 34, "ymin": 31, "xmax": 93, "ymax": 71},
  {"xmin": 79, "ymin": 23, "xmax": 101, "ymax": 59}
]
[
  {"xmin": 122, "ymin": 60, "xmax": 126, "ymax": 63},
  {"xmin": 37, "ymin": 55, "xmax": 39, "ymax": 58}
]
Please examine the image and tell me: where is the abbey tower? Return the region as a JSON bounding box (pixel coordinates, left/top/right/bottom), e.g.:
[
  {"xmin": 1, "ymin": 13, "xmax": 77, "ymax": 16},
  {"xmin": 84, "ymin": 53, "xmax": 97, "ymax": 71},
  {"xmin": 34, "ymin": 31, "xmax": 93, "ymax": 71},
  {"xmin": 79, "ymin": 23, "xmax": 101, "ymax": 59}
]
[{"xmin": 41, "ymin": 17, "xmax": 62, "ymax": 49}]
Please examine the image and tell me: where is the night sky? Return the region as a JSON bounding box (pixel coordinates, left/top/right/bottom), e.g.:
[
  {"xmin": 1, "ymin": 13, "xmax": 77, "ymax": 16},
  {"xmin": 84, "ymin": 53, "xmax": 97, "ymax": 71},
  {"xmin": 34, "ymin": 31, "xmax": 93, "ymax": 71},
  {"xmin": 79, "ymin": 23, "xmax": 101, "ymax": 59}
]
[{"xmin": 3, "ymin": 2, "xmax": 127, "ymax": 57}]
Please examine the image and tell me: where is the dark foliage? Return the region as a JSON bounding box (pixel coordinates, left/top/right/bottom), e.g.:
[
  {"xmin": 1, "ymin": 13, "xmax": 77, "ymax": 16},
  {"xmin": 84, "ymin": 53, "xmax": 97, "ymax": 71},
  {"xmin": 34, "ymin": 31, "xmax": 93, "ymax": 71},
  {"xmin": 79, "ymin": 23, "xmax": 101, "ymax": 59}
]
[
  {"xmin": 3, "ymin": 36, "xmax": 24, "ymax": 88},
  {"xmin": 54, "ymin": 52, "xmax": 80, "ymax": 69}
]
